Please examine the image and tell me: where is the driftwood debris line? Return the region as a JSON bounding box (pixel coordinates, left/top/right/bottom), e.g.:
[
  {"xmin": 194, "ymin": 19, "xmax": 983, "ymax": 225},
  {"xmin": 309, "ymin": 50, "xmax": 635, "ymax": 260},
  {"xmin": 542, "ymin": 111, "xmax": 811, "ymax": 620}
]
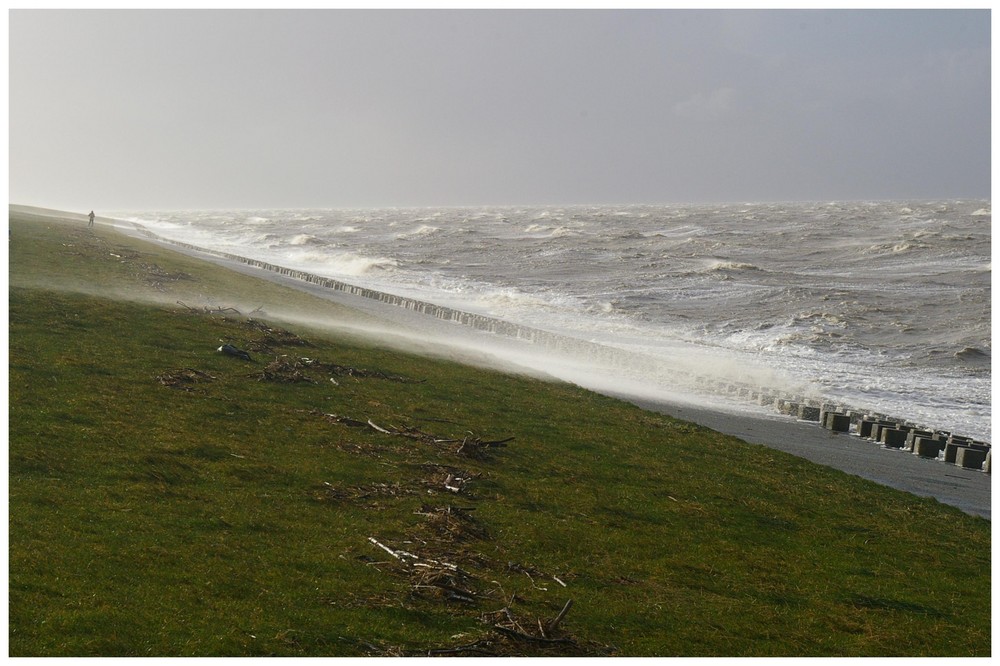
[
  {"xmin": 252, "ymin": 356, "xmax": 418, "ymax": 385},
  {"xmin": 297, "ymin": 357, "xmax": 418, "ymax": 383},
  {"xmin": 242, "ymin": 318, "xmax": 314, "ymax": 348},
  {"xmin": 367, "ymin": 536, "xmax": 476, "ymax": 599},
  {"xmin": 176, "ymin": 300, "xmax": 241, "ymax": 315},
  {"xmin": 319, "ymin": 481, "xmax": 416, "ymax": 503},
  {"xmin": 479, "ymin": 597, "xmax": 578, "ymax": 647},
  {"xmin": 414, "ymin": 504, "xmax": 486, "ymax": 541},
  {"xmin": 256, "ymin": 357, "xmax": 316, "ymax": 383},
  {"xmin": 319, "ymin": 412, "xmax": 514, "ymax": 453}
]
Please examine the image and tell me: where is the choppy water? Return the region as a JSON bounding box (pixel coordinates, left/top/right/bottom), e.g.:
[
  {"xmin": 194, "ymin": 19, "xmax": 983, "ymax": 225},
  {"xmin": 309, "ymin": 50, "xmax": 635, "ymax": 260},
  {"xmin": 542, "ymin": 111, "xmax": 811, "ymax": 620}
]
[{"xmin": 115, "ymin": 200, "xmax": 991, "ymax": 441}]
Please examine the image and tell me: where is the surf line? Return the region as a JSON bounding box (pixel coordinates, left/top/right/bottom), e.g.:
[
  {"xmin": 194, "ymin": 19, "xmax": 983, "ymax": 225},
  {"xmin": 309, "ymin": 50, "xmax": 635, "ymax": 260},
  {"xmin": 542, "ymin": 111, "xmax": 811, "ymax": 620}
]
[{"xmin": 127, "ymin": 221, "xmax": 990, "ymax": 463}]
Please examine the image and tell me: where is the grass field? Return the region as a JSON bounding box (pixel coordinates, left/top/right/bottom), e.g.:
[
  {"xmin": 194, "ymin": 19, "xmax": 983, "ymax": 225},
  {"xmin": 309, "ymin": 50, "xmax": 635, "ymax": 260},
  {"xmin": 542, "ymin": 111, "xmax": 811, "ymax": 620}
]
[{"xmin": 8, "ymin": 208, "xmax": 991, "ymax": 656}]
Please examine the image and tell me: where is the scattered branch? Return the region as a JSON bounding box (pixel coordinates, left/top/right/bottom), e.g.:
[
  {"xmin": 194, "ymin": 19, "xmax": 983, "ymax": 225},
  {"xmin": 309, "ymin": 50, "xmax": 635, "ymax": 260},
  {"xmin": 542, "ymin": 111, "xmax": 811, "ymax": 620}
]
[{"xmin": 176, "ymin": 300, "xmax": 240, "ymax": 314}]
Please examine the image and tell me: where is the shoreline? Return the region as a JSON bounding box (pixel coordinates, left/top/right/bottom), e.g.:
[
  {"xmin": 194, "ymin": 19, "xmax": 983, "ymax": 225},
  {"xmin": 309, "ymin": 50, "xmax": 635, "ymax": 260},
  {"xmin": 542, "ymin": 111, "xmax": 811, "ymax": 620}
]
[
  {"xmin": 13, "ymin": 205, "xmax": 989, "ymax": 518},
  {"xmin": 11, "ymin": 206, "xmax": 991, "ymax": 657},
  {"xmin": 92, "ymin": 210, "xmax": 991, "ymax": 520}
]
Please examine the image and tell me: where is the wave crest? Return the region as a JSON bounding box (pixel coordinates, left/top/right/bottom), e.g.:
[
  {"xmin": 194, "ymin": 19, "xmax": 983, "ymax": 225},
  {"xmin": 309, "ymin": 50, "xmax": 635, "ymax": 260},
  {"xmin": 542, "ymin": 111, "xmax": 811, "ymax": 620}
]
[{"xmin": 705, "ymin": 260, "xmax": 763, "ymax": 272}]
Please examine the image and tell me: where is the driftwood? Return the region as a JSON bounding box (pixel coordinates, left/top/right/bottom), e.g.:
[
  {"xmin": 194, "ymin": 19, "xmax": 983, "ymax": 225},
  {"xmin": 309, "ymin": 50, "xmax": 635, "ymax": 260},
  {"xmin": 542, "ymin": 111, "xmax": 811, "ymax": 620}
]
[
  {"xmin": 322, "ymin": 413, "xmax": 369, "ymax": 428},
  {"xmin": 367, "ymin": 419, "xmax": 392, "ymax": 435},
  {"xmin": 318, "ymin": 481, "xmax": 415, "ymax": 503},
  {"xmin": 414, "ymin": 504, "xmax": 487, "ymax": 542},
  {"xmin": 318, "ymin": 411, "xmax": 515, "ymax": 460},
  {"xmin": 328, "ymin": 414, "xmax": 511, "ymax": 448},
  {"xmin": 244, "ymin": 319, "xmax": 314, "ymax": 349},
  {"xmin": 484, "ymin": 597, "xmax": 576, "ymax": 644},
  {"xmin": 426, "ymin": 640, "xmax": 496, "ymax": 656},
  {"xmin": 176, "ymin": 300, "xmax": 241, "ymax": 314},
  {"xmin": 505, "ymin": 561, "xmax": 572, "ymax": 592},
  {"xmin": 548, "ymin": 599, "xmax": 574, "ymax": 633},
  {"xmin": 141, "ymin": 264, "xmax": 192, "ymax": 290},
  {"xmin": 257, "ymin": 357, "xmax": 315, "ymax": 383},
  {"xmin": 493, "ymin": 625, "xmax": 575, "ymax": 645},
  {"xmin": 256, "ymin": 356, "xmax": 414, "ymax": 384},
  {"xmin": 444, "ymin": 473, "xmax": 463, "ymax": 493},
  {"xmin": 298, "ymin": 357, "xmax": 418, "ymax": 382},
  {"xmin": 422, "ymin": 596, "xmax": 599, "ymax": 656},
  {"xmin": 366, "ymin": 537, "xmax": 469, "ymax": 576},
  {"xmin": 367, "ymin": 536, "xmax": 479, "ymax": 605}
]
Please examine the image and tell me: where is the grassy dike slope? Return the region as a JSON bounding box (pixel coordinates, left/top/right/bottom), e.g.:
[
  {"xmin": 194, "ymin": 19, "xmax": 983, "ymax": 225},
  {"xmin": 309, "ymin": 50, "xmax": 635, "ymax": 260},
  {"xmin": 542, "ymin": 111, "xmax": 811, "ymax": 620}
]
[{"xmin": 8, "ymin": 209, "xmax": 990, "ymax": 656}]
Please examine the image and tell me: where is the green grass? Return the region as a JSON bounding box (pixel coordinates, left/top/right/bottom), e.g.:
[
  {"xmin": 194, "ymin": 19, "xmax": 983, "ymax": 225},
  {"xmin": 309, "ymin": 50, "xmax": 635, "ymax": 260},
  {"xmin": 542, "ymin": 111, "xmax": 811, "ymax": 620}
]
[{"xmin": 8, "ymin": 209, "xmax": 991, "ymax": 656}]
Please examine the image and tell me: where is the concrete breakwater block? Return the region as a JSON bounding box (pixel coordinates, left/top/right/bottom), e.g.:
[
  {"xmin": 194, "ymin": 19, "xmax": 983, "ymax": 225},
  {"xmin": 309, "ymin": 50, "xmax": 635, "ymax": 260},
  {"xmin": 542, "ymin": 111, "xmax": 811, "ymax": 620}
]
[
  {"xmin": 858, "ymin": 417, "xmax": 878, "ymax": 439},
  {"xmin": 797, "ymin": 405, "xmax": 821, "ymax": 421},
  {"xmin": 824, "ymin": 412, "xmax": 852, "ymax": 433},
  {"xmin": 868, "ymin": 421, "xmax": 899, "ymax": 443},
  {"xmin": 880, "ymin": 428, "xmax": 909, "ymax": 449},
  {"xmin": 903, "ymin": 429, "xmax": 937, "ymax": 451},
  {"xmin": 956, "ymin": 447, "xmax": 988, "ymax": 470},
  {"xmin": 912, "ymin": 437, "xmax": 945, "ymax": 458},
  {"xmin": 940, "ymin": 442, "xmax": 986, "ymax": 464},
  {"xmin": 941, "ymin": 442, "xmax": 961, "ymax": 464},
  {"xmin": 777, "ymin": 400, "xmax": 799, "ymax": 416}
]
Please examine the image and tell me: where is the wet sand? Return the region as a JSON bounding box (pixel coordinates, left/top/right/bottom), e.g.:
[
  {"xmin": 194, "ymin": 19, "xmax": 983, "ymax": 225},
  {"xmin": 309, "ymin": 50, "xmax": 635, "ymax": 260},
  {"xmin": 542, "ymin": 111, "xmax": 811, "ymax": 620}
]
[{"xmin": 112, "ymin": 220, "xmax": 993, "ymax": 520}]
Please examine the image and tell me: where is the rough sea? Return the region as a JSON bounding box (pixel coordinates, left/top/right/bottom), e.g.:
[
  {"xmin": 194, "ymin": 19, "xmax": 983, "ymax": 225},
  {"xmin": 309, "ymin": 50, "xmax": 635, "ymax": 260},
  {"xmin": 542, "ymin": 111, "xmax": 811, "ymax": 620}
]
[{"xmin": 115, "ymin": 200, "xmax": 992, "ymax": 442}]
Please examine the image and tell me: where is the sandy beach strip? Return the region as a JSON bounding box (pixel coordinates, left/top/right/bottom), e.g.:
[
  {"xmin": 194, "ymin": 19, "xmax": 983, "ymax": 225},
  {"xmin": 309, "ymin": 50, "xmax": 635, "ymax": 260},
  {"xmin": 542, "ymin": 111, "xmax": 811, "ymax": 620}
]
[{"xmin": 102, "ymin": 214, "xmax": 991, "ymax": 519}]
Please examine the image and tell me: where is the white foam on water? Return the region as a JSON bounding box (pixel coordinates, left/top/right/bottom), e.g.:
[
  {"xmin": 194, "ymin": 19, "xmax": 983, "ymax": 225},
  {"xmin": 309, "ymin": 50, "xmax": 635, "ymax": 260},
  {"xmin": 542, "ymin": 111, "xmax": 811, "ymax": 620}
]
[{"xmin": 113, "ymin": 200, "xmax": 991, "ymax": 442}]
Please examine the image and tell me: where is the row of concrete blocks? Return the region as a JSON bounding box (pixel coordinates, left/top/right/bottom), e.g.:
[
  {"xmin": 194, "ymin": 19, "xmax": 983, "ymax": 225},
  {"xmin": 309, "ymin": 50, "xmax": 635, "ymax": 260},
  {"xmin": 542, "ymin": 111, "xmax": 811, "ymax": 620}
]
[
  {"xmin": 706, "ymin": 380, "xmax": 991, "ymax": 475},
  {"xmin": 821, "ymin": 411, "xmax": 991, "ymax": 474}
]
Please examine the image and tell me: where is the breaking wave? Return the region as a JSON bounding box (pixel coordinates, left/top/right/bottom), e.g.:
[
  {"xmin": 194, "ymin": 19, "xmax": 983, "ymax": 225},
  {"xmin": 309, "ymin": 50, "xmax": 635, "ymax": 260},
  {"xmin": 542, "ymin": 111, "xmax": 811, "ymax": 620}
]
[{"xmin": 111, "ymin": 199, "xmax": 991, "ymax": 442}]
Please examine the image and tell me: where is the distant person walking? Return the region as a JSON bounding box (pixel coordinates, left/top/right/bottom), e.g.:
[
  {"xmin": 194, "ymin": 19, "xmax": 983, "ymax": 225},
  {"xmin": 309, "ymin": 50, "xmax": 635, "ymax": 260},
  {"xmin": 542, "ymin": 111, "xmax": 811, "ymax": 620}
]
[{"xmin": 88, "ymin": 210, "xmax": 95, "ymax": 227}]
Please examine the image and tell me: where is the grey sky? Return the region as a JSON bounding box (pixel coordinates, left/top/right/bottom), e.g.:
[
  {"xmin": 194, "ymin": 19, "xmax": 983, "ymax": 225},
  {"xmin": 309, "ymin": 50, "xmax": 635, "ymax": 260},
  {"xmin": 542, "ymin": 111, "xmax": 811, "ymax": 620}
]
[{"xmin": 8, "ymin": 8, "xmax": 991, "ymax": 211}]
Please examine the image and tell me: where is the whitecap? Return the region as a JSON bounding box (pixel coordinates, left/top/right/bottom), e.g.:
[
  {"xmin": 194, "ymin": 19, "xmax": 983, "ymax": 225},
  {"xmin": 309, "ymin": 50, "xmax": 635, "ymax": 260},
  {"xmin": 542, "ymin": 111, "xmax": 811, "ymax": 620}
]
[
  {"xmin": 862, "ymin": 241, "xmax": 919, "ymax": 255},
  {"xmin": 288, "ymin": 233, "xmax": 325, "ymax": 246},
  {"xmin": 396, "ymin": 224, "xmax": 441, "ymax": 238},
  {"xmin": 521, "ymin": 224, "xmax": 576, "ymax": 239},
  {"xmin": 704, "ymin": 260, "xmax": 763, "ymax": 272},
  {"xmin": 285, "ymin": 250, "xmax": 398, "ymax": 276}
]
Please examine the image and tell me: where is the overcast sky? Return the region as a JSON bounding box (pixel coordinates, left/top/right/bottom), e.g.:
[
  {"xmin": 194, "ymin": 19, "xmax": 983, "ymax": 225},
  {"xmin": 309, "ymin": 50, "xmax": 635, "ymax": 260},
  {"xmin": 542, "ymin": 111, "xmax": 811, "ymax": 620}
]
[{"xmin": 8, "ymin": 8, "xmax": 992, "ymax": 211}]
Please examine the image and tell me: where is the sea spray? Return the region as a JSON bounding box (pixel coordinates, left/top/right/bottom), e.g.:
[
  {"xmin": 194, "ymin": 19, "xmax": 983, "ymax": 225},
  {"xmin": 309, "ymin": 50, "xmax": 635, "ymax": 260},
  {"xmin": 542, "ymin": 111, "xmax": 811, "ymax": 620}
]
[{"xmin": 113, "ymin": 200, "xmax": 991, "ymax": 441}]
